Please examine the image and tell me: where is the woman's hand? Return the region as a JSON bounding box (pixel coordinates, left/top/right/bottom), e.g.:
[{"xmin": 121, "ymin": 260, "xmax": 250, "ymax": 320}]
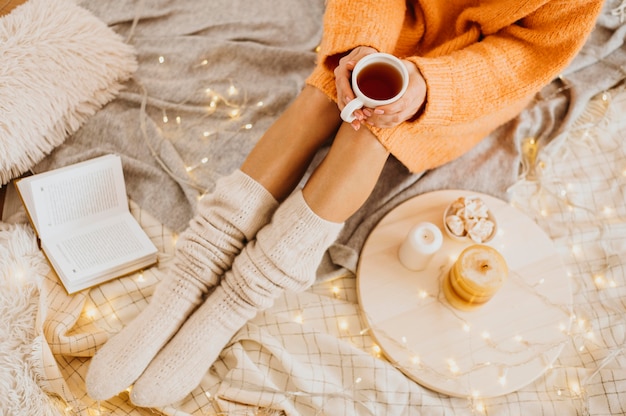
[
  {"xmin": 334, "ymin": 46, "xmax": 379, "ymax": 124},
  {"xmin": 335, "ymin": 47, "xmax": 427, "ymax": 130},
  {"xmin": 363, "ymin": 60, "xmax": 426, "ymax": 129}
]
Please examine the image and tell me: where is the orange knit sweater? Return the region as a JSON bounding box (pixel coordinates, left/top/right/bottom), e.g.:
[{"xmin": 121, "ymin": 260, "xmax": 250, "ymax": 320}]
[{"xmin": 306, "ymin": 0, "xmax": 603, "ymax": 173}]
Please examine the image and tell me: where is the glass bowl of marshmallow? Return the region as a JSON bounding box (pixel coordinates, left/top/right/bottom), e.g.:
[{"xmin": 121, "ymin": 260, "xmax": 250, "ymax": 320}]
[{"xmin": 443, "ymin": 196, "xmax": 497, "ymax": 244}]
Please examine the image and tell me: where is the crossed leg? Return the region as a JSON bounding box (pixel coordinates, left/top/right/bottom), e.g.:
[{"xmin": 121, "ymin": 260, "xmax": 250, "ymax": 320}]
[
  {"xmin": 87, "ymin": 85, "xmax": 390, "ymax": 405},
  {"xmin": 243, "ymin": 85, "xmax": 390, "ymax": 221}
]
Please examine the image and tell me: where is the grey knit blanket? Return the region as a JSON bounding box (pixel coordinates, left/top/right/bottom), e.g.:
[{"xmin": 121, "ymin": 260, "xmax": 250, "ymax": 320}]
[{"xmin": 37, "ymin": 0, "xmax": 626, "ymax": 279}]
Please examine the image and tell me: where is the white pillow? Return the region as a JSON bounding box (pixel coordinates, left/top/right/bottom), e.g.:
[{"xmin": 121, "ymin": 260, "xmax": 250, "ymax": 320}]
[{"xmin": 0, "ymin": 0, "xmax": 137, "ymax": 184}]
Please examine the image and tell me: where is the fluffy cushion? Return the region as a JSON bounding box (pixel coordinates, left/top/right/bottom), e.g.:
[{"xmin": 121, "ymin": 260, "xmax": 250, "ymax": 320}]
[
  {"xmin": 0, "ymin": 223, "xmax": 58, "ymax": 415},
  {"xmin": 0, "ymin": 0, "xmax": 137, "ymax": 185}
]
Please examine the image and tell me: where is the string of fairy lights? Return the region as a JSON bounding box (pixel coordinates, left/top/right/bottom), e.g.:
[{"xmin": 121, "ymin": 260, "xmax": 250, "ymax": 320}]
[
  {"xmin": 129, "ymin": 72, "xmax": 264, "ymax": 196},
  {"xmin": 507, "ymin": 87, "xmax": 626, "ymax": 411}
]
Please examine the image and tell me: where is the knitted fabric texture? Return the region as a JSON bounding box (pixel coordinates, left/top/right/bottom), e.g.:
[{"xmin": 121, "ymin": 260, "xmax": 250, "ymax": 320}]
[
  {"xmin": 86, "ymin": 170, "xmax": 278, "ymax": 400},
  {"xmin": 0, "ymin": 0, "xmax": 137, "ymax": 184},
  {"xmin": 130, "ymin": 190, "xmax": 343, "ymax": 407},
  {"xmin": 306, "ymin": 0, "xmax": 603, "ymax": 172}
]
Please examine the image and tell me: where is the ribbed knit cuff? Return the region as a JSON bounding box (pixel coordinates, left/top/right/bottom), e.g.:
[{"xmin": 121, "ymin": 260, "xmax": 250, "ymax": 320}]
[
  {"xmin": 259, "ymin": 190, "xmax": 343, "ymax": 254},
  {"xmin": 255, "ymin": 190, "xmax": 343, "ymax": 287},
  {"xmin": 197, "ymin": 169, "xmax": 278, "ymax": 241}
]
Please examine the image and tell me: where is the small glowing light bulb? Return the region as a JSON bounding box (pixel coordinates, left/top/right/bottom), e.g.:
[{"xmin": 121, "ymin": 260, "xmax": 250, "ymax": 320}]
[
  {"xmin": 447, "ymin": 359, "xmax": 459, "ymax": 374},
  {"xmin": 594, "ymin": 274, "xmax": 606, "ymax": 288}
]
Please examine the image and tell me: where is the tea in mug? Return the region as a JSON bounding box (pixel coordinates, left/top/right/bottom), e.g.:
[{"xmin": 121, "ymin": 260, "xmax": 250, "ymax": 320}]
[{"xmin": 356, "ymin": 62, "xmax": 404, "ymax": 101}]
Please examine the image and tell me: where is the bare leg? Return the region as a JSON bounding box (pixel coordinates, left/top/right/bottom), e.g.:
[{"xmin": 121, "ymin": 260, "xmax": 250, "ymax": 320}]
[
  {"xmin": 303, "ymin": 122, "xmax": 390, "ymax": 221},
  {"xmin": 243, "ymin": 83, "xmax": 390, "ymax": 220},
  {"xmin": 241, "ymin": 85, "xmax": 343, "ymax": 201}
]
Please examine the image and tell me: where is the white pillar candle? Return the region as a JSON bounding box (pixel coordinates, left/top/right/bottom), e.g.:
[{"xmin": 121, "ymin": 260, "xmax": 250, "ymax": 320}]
[{"xmin": 398, "ymin": 222, "xmax": 443, "ymax": 271}]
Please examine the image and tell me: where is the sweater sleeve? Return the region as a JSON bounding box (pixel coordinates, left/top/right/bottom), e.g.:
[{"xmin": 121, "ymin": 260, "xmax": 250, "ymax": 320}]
[
  {"xmin": 306, "ymin": 0, "xmax": 408, "ymax": 102},
  {"xmin": 408, "ymin": 0, "xmax": 603, "ymax": 129},
  {"xmin": 317, "ymin": 0, "xmax": 407, "ymax": 69}
]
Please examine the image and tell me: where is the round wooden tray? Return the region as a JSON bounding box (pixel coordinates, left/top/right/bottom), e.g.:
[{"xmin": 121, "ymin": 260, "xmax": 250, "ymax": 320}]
[{"xmin": 356, "ymin": 190, "xmax": 572, "ymax": 398}]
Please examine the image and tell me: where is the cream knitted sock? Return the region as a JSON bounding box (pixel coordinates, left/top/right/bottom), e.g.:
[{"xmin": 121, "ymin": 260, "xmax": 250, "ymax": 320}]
[
  {"xmin": 86, "ymin": 170, "xmax": 277, "ymax": 400},
  {"xmin": 129, "ymin": 190, "xmax": 343, "ymax": 407}
]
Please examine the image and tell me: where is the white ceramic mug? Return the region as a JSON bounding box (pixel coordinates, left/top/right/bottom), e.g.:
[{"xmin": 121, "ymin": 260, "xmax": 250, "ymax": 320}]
[{"xmin": 340, "ymin": 52, "xmax": 409, "ymax": 123}]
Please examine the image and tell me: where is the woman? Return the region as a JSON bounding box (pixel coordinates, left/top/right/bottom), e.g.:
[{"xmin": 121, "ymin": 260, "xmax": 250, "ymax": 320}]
[{"xmin": 87, "ymin": 0, "xmax": 603, "ymax": 407}]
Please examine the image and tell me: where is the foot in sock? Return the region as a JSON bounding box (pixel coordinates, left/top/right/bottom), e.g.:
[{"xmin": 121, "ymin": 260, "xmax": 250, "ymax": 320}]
[
  {"xmin": 130, "ymin": 190, "xmax": 343, "ymax": 407},
  {"xmin": 85, "ymin": 170, "xmax": 277, "ymax": 400}
]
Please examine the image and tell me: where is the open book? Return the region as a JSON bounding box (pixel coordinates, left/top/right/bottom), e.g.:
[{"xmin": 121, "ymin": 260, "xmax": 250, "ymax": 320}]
[{"xmin": 15, "ymin": 154, "xmax": 158, "ymax": 294}]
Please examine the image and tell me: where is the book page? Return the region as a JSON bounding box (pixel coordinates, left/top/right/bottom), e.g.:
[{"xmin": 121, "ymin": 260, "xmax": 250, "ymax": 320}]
[
  {"xmin": 24, "ymin": 155, "xmax": 128, "ymax": 237},
  {"xmin": 42, "ymin": 212, "xmax": 158, "ymax": 286}
]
